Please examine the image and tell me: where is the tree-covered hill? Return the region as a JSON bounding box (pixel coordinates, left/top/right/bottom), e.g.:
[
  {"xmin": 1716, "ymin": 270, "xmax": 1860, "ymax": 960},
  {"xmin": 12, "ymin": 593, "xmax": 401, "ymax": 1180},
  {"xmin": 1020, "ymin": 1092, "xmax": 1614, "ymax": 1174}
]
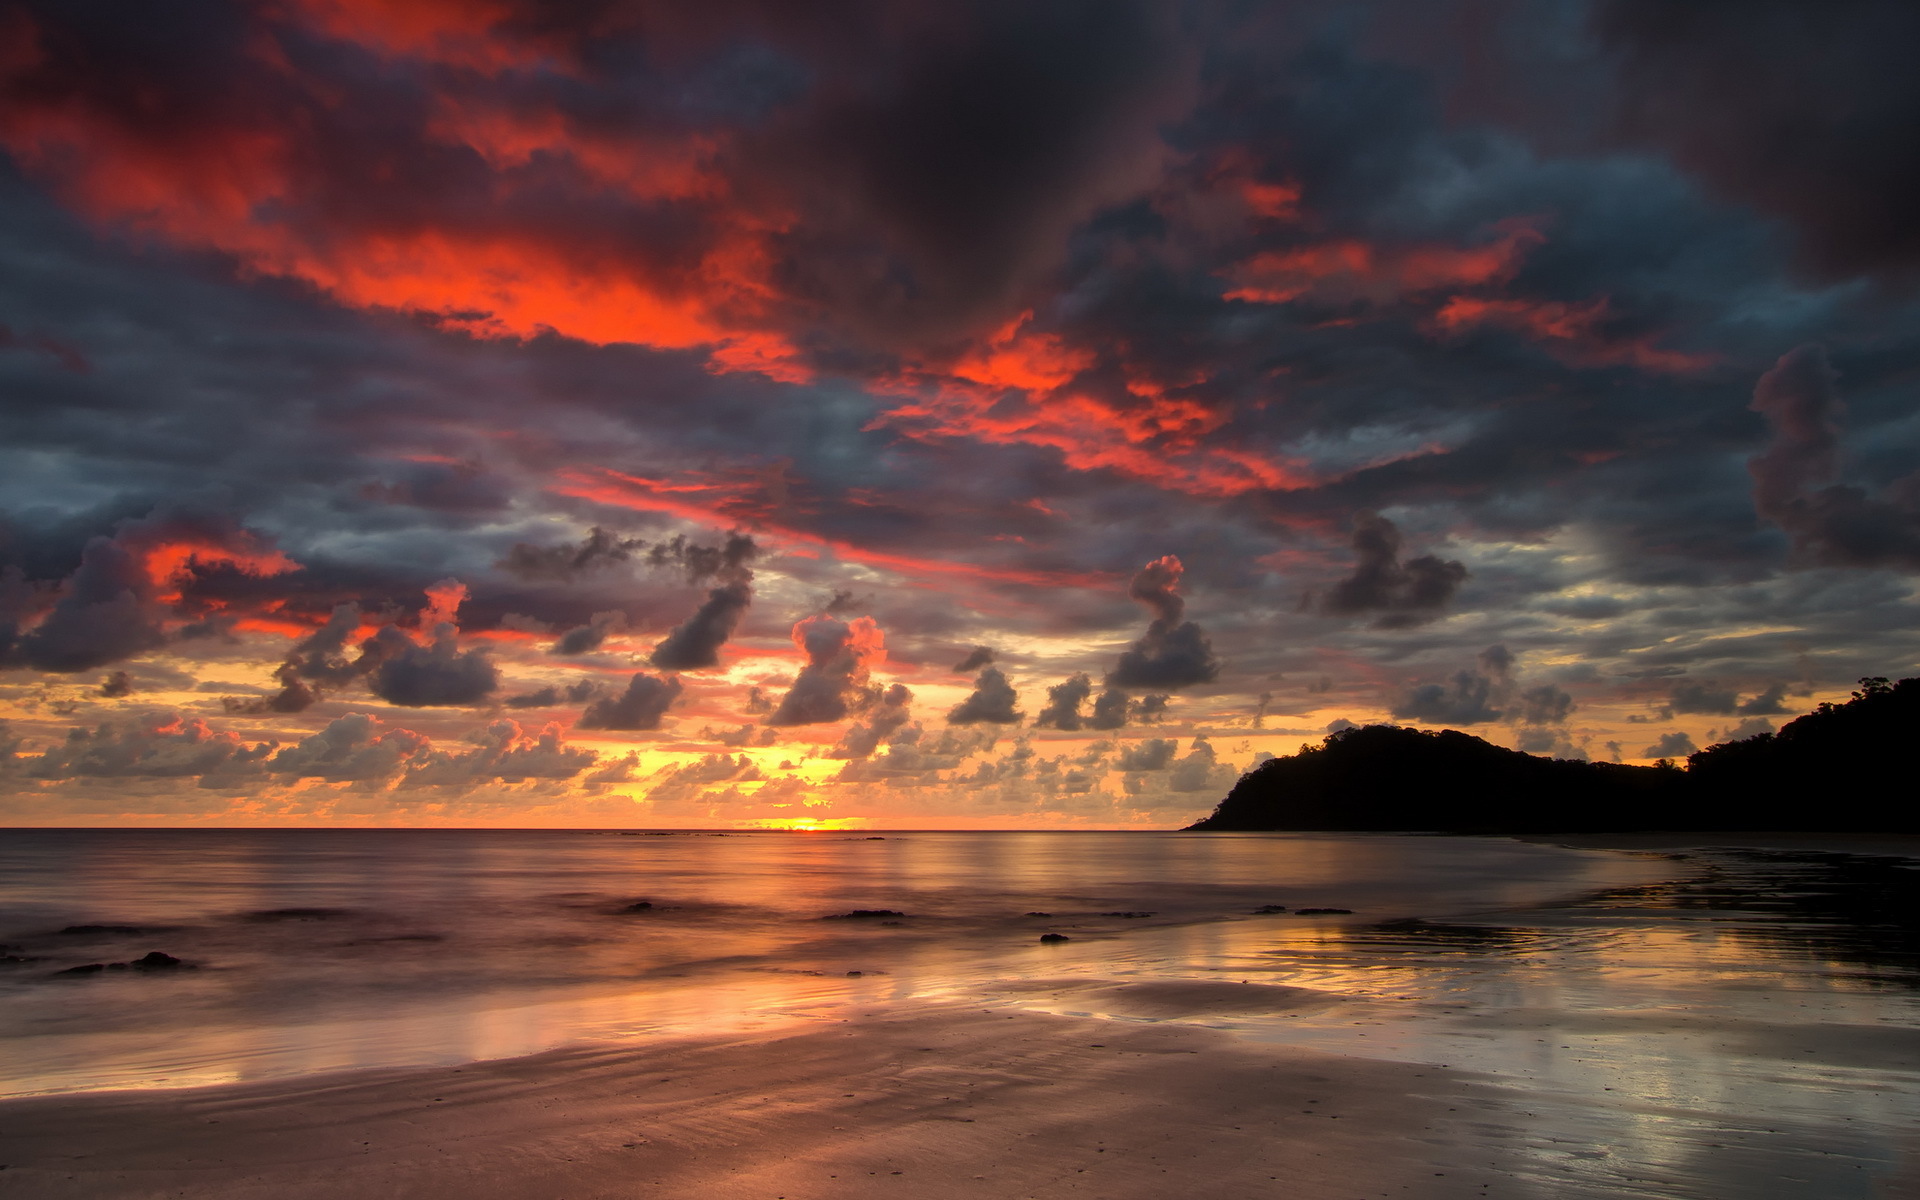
[{"xmin": 1185, "ymin": 677, "xmax": 1918, "ymax": 833}]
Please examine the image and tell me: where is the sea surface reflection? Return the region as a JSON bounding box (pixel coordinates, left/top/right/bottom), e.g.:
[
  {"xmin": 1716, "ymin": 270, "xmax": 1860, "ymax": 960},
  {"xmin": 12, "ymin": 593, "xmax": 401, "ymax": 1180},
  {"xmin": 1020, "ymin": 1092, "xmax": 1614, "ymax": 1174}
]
[{"xmin": 3, "ymin": 830, "xmax": 1917, "ymax": 1197}]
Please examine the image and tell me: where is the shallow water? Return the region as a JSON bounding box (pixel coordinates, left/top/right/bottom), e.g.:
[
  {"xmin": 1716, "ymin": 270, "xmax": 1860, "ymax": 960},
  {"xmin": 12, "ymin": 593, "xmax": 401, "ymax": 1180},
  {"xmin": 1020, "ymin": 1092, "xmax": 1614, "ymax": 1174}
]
[
  {"xmin": 0, "ymin": 828, "xmax": 1637, "ymax": 1093},
  {"xmin": 3, "ymin": 829, "xmax": 1917, "ymax": 1198}
]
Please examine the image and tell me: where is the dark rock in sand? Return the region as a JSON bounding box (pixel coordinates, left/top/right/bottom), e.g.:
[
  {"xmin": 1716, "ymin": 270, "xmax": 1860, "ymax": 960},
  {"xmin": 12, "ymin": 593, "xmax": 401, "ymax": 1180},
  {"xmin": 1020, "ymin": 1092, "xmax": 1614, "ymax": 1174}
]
[
  {"xmin": 1253, "ymin": 905, "xmax": 1288, "ymax": 914},
  {"xmin": 52, "ymin": 951, "xmax": 191, "ymax": 978},
  {"xmin": 1039, "ymin": 933, "xmax": 1071, "ymax": 943},
  {"xmin": 826, "ymin": 910, "xmax": 906, "ymax": 920},
  {"xmin": 1294, "ymin": 908, "xmax": 1354, "ymax": 915}
]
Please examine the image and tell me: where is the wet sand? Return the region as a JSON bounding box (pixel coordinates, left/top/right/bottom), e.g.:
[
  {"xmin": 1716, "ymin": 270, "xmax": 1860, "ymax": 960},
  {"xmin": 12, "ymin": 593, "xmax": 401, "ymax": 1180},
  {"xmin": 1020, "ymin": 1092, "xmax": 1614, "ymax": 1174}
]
[{"xmin": 3, "ymin": 996, "xmax": 1540, "ymax": 1200}]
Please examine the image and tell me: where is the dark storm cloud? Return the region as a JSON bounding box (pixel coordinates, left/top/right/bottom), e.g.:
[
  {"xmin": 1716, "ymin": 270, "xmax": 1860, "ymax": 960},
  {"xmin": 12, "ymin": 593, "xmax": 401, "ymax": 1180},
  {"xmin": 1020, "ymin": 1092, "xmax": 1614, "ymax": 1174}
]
[
  {"xmin": 947, "ymin": 666, "xmax": 1022, "ymax": 726},
  {"xmin": 496, "ymin": 527, "xmax": 647, "ymax": 582},
  {"xmin": 97, "ymin": 670, "xmax": 131, "ymax": 698},
  {"xmin": 1595, "ymin": 0, "xmax": 1920, "ymax": 283},
  {"xmin": 1, "ymin": 0, "xmax": 1918, "ymax": 784},
  {"xmin": 952, "ymin": 646, "xmax": 995, "ymax": 673},
  {"xmin": 1748, "ymin": 346, "xmax": 1920, "ymax": 570},
  {"xmin": 1032, "ymin": 673, "xmax": 1093, "ymax": 732},
  {"xmin": 765, "ymin": 616, "xmax": 884, "ymax": 727},
  {"xmin": 1320, "ymin": 513, "xmax": 1468, "ymax": 628},
  {"xmin": 579, "ymin": 672, "xmax": 683, "ymax": 732},
  {"xmin": 1107, "ymin": 557, "xmax": 1220, "ymax": 691}
]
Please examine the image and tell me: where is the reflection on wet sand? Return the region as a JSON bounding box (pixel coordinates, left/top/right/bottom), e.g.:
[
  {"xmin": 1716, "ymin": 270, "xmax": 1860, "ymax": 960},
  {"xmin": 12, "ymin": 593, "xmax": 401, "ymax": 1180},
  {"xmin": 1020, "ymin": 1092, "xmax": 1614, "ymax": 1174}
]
[{"xmin": 996, "ymin": 846, "xmax": 1920, "ymax": 1199}]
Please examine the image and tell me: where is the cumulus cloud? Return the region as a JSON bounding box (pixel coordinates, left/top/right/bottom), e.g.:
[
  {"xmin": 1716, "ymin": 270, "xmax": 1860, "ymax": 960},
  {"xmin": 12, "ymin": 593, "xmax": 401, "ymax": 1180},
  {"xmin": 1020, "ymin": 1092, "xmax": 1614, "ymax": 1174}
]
[
  {"xmin": 579, "ymin": 672, "xmax": 683, "ymax": 731},
  {"xmin": 268, "ymin": 712, "xmax": 431, "ymax": 783},
  {"xmin": 1088, "ymin": 686, "xmax": 1132, "ymax": 730},
  {"xmin": 225, "ymin": 603, "xmax": 367, "ymax": 715},
  {"xmin": 703, "ymin": 723, "xmax": 778, "ymax": 748},
  {"xmin": 1748, "ymin": 345, "xmax": 1920, "ymax": 570},
  {"xmin": 1516, "ymin": 684, "xmax": 1575, "ymax": 726},
  {"xmin": 650, "ymin": 581, "xmax": 753, "ymax": 671},
  {"xmin": 1641, "ymin": 731, "xmax": 1698, "ymax": 760},
  {"xmin": 501, "ymin": 679, "xmax": 602, "ymax": 709},
  {"xmin": 551, "ymin": 611, "xmax": 626, "ymax": 656},
  {"xmin": 649, "ymin": 533, "xmax": 759, "ymax": 585},
  {"xmin": 1664, "ymin": 680, "xmax": 1740, "ymax": 716},
  {"xmin": 496, "ymin": 527, "xmax": 645, "ymax": 581},
  {"xmin": 5, "ymin": 537, "xmax": 165, "ymax": 673},
  {"xmin": 98, "ymin": 670, "xmax": 132, "ymax": 698},
  {"xmin": 1167, "ymin": 737, "xmax": 1233, "ymax": 793},
  {"xmin": 953, "ymin": 646, "xmax": 996, "ymax": 672},
  {"xmin": 767, "ymin": 615, "xmax": 885, "ymax": 726},
  {"xmin": 403, "ymin": 720, "xmax": 597, "ymax": 787},
  {"xmin": 1393, "ymin": 646, "xmax": 1514, "ymax": 726},
  {"xmin": 648, "ymin": 535, "xmax": 760, "ymax": 672},
  {"xmin": 1321, "ymin": 512, "xmax": 1468, "ymax": 628},
  {"xmin": 1116, "ymin": 737, "xmax": 1177, "ymax": 771},
  {"xmin": 831, "ymin": 683, "xmax": 915, "ymax": 759},
  {"xmin": 947, "ymin": 666, "xmax": 1022, "ymax": 725},
  {"xmin": 3, "ymin": 508, "xmax": 294, "ymax": 675},
  {"xmin": 1107, "ymin": 556, "xmax": 1220, "ymax": 690},
  {"xmin": 1739, "ymin": 682, "xmax": 1789, "ymax": 715},
  {"xmin": 1721, "ymin": 717, "xmax": 1776, "ymax": 741},
  {"xmin": 364, "ymin": 624, "xmax": 498, "ymax": 707},
  {"xmin": 1032, "ymin": 672, "xmax": 1094, "ymax": 731},
  {"xmin": 26, "ymin": 714, "xmax": 273, "ymax": 782}
]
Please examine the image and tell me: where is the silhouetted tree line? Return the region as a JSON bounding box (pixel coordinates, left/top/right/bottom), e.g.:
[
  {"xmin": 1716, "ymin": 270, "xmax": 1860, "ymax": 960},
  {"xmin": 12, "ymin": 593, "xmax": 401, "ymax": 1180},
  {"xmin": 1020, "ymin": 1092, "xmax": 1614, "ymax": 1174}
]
[{"xmin": 1186, "ymin": 676, "xmax": 1918, "ymax": 833}]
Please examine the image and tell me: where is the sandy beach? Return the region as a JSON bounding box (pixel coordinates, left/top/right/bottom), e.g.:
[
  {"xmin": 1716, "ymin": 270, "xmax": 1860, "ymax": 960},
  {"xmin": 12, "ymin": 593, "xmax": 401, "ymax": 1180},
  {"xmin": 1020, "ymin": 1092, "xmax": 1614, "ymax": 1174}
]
[{"xmin": 0, "ymin": 992, "xmax": 1637, "ymax": 1200}]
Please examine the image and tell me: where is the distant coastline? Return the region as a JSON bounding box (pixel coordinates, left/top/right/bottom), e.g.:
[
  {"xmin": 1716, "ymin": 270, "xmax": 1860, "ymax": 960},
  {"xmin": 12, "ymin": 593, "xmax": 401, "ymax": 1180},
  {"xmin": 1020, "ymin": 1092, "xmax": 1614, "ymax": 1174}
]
[{"xmin": 1186, "ymin": 676, "xmax": 1917, "ymax": 833}]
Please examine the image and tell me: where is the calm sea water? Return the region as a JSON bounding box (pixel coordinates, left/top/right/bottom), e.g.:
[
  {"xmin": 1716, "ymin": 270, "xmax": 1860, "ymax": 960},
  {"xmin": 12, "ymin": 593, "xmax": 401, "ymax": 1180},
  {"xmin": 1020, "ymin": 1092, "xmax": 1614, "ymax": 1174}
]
[{"xmin": 3, "ymin": 829, "xmax": 1918, "ymax": 1198}]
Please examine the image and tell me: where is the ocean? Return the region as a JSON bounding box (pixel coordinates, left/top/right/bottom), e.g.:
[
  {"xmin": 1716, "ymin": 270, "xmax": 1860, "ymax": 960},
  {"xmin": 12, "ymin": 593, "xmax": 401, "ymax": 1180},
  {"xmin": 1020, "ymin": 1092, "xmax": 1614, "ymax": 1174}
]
[{"xmin": 3, "ymin": 828, "xmax": 1918, "ymax": 1197}]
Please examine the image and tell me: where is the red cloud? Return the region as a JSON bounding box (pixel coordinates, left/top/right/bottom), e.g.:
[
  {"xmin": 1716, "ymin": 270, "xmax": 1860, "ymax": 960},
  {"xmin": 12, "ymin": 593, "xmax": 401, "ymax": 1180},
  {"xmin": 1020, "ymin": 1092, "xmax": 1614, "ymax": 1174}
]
[{"xmin": 1429, "ymin": 295, "xmax": 1714, "ymax": 374}]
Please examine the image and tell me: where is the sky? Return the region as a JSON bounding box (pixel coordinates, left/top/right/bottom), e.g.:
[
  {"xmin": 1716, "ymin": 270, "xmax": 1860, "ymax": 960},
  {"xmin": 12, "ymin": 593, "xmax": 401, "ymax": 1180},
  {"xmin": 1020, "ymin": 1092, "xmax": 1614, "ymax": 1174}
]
[{"xmin": 1, "ymin": 0, "xmax": 1917, "ymax": 829}]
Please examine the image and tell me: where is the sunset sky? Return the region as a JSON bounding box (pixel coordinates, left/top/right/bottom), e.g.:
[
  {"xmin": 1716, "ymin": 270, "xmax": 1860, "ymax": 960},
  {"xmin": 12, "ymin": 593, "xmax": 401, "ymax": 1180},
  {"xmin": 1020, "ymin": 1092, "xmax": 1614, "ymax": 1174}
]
[{"xmin": 1, "ymin": 0, "xmax": 1917, "ymax": 828}]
